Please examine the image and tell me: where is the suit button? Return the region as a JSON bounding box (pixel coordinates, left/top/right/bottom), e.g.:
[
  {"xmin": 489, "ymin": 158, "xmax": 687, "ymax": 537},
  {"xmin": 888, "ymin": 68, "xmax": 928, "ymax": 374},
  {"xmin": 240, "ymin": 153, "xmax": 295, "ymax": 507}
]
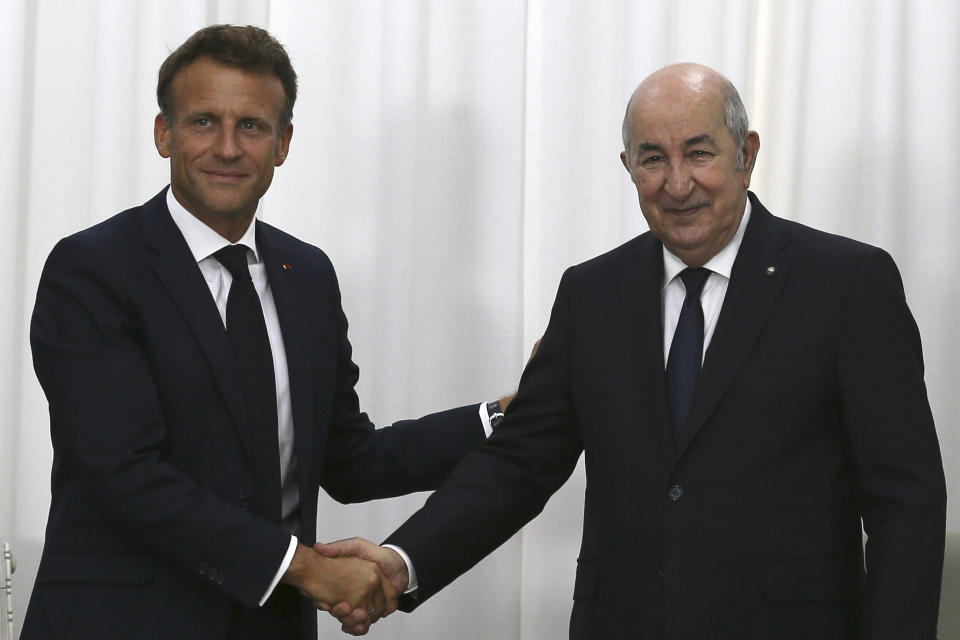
[
  {"xmin": 239, "ymin": 495, "xmax": 250, "ymax": 511},
  {"xmin": 657, "ymin": 569, "xmax": 665, "ymax": 579},
  {"xmin": 668, "ymin": 484, "xmax": 684, "ymax": 501}
]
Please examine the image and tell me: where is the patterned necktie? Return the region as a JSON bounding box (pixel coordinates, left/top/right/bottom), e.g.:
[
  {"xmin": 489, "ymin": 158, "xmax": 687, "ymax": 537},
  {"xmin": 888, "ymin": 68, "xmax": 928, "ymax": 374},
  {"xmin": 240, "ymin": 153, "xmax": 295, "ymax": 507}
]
[
  {"xmin": 666, "ymin": 267, "xmax": 711, "ymax": 440},
  {"xmin": 213, "ymin": 245, "xmax": 282, "ymax": 523}
]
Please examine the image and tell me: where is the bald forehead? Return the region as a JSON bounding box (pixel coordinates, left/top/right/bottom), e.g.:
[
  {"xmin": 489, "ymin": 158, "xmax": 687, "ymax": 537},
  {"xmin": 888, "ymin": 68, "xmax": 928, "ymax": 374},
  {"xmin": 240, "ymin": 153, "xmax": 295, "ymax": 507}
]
[
  {"xmin": 622, "ymin": 64, "xmax": 731, "ymax": 150},
  {"xmin": 633, "ymin": 64, "xmax": 725, "ymax": 115}
]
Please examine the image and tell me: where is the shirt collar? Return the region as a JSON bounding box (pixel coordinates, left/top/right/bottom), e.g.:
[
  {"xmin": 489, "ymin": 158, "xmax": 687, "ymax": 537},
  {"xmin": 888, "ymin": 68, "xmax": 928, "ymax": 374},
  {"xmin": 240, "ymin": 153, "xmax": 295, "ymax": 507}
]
[
  {"xmin": 662, "ymin": 197, "xmax": 752, "ymax": 287},
  {"xmin": 165, "ymin": 187, "xmax": 260, "ymax": 263}
]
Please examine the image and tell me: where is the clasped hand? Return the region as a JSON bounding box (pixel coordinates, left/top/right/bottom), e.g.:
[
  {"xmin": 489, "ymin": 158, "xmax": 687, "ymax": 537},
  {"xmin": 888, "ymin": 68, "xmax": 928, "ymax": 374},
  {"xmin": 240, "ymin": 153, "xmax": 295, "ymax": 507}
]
[
  {"xmin": 312, "ymin": 538, "xmax": 410, "ymax": 636},
  {"xmin": 281, "ymin": 542, "xmax": 400, "ymax": 634}
]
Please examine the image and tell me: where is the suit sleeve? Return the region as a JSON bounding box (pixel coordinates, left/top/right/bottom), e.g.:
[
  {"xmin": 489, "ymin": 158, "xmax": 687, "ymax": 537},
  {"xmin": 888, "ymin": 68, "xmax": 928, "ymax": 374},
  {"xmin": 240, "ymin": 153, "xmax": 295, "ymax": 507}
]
[
  {"xmin": 31, "ymin": 237, "xmax": 291, "ymax": 608},
  {"xmin": 836, "ymin": 248, "xmax": 946, "ymax": 639},
  {"xmin": 319, "ymin": 262, "xmax": 485, "ymax": 504},
  {"xmin": 384, "ymin": 269, "xmax": 585, "ymax": 607}
]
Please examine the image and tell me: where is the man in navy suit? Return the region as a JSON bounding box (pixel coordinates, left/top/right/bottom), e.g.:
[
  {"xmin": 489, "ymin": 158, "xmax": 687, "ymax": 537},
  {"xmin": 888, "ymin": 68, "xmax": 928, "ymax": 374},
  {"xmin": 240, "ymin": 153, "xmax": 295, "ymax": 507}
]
[
  {"xmin": 22, "ymin": 24, "xmax": 508, "ymax": 640},
  {"xmin": 321, "ymin": 63, "xmax": 947, "ymax": 639}
]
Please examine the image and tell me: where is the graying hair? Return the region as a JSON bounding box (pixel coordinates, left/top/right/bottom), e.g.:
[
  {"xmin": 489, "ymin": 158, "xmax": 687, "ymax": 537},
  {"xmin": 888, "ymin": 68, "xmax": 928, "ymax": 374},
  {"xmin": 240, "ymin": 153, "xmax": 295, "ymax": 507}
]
[
  {"xmin": 722, "ymin": 80, "xmax": 749, "ymax": 169},
  {"xmin": 622, "ymin": 75, "xmax": 750, "ymax": 169}
]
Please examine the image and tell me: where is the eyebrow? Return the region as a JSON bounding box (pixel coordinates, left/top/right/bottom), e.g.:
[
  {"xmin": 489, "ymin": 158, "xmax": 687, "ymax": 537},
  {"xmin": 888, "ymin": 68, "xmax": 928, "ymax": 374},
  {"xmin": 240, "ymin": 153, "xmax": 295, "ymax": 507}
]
[
  {"xmin": 684, "ymin": 134, "xmax": 716, "ymax": 147},
  {"xmin": 182, "ymin": 112, "xmax": 274, "ymax": 128},
  {"xmin": 635, "ymin": 134, "xmax": 717, "ymax": 154},
  {"xmin": 636, "ymin": 142, "xmax": 664, "ymax": 154}
]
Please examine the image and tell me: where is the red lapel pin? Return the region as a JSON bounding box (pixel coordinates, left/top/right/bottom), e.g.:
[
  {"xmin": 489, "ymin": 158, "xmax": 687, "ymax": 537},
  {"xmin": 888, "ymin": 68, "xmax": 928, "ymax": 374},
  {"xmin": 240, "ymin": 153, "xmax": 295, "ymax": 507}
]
[{"xmin": 282, "ymin": 264, "xmax": 292, "ymax": 270}]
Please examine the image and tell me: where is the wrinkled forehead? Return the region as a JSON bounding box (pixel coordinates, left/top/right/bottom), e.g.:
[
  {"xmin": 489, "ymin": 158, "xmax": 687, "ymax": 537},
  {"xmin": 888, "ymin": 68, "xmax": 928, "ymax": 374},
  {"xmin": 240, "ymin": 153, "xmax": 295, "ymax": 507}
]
[
  {"xmin": 169, "ymin": 57, "xmax": 286, "ymax": 116},
  {"xmin": 627, "ymin": 85, "xmax": 726, "ymax": 147}
]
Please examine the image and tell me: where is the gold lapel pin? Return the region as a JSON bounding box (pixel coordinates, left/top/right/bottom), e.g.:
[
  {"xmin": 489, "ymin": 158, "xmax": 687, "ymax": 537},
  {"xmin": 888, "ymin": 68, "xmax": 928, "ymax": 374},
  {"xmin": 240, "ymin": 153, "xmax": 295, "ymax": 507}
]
[{"xmin": 765, "ymin": 266, "xmax": 776, "ymax": 276}]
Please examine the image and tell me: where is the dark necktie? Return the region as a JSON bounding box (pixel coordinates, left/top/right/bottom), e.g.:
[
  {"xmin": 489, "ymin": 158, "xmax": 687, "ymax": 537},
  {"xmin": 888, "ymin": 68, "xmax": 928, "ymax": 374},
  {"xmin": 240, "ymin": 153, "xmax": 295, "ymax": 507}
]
[
  {"xmin": 214, "ymin": 245, "xmax": 282, "ymax": 523},
  {"xmin": 666, "ymin": 267, "xmax": 711, "ymax": 440}
]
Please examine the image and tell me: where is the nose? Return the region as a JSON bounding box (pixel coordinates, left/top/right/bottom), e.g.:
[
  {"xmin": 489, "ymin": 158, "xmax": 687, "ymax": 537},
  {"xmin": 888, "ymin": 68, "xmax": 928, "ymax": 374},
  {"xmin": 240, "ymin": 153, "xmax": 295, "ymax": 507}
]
[
  {"xmin": 213, "ymin": 129, "xmax": 242, "ymax": 161},
  {"xmin": 663, "ymin": 162, "xmax": 694, "ymax": 201}
]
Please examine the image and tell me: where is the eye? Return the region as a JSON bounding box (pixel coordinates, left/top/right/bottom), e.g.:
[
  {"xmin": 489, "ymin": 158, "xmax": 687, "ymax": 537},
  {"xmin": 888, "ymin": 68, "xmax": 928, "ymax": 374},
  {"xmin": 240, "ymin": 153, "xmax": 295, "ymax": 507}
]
[
  {"xmin": 641, "ymin": 155, "xmax": 665, "ymax": 165},
  {"xmin": 195, "ymin": 117, "xmax": 210, "ymax": 127},
  {"xmin": 690, "ymin": 149, "xmax": 713, "ymax": 159},
  {"xmin": 241, "ymin": 121, "xmax": 259, "ymax": 130}
]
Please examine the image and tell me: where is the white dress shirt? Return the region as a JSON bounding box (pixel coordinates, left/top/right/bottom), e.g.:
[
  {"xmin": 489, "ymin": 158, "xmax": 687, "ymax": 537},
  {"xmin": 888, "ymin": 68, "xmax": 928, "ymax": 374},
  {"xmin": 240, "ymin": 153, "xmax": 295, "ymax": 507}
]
[
  {"xmin": 166, "ymin": 189, "xmax": 298, "ymax": 604},
  {"xmin": 661, "ymin": 199, "xmax": 751, "ymax": 363}
]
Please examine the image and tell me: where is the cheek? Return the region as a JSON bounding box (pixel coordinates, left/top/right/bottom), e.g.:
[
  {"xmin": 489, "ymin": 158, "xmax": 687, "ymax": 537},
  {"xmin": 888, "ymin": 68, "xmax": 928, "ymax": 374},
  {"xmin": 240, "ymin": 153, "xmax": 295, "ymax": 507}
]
[
  {"xmin": 635, "ymin": 173, "xmax": 659, "ymax": 198},
  {"xmin": 698, "ymin": 166, "xmax": 738, "ymax": 193}
]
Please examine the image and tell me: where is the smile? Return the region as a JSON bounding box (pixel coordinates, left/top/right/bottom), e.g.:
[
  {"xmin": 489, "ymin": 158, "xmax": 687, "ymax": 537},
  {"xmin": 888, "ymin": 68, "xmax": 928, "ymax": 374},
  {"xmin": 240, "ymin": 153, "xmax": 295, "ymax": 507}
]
[
  {"xmin": 203, "ymin": 170, "xmax": 248, "ymax": 182},
  {"xmin": 665, "ymin": 202, "xmax": 709, "ymax": 215}
]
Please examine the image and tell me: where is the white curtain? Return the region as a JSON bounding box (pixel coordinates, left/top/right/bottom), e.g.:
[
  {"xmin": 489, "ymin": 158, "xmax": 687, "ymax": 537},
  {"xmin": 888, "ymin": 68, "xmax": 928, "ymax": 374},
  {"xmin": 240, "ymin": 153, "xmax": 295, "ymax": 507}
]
[{"xmin": 2, "ymin": 1, "xmax": 958, "ymax": 638}]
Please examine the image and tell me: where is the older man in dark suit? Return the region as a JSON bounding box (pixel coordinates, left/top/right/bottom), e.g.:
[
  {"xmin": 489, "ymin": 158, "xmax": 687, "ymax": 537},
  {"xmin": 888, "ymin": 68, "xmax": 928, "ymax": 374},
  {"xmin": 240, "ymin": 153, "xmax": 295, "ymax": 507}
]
[
  {"xmin": 320, "ymin": 63, "xmax": 947, "ymax": 639},
  {"xmin": 21, "ymin": 25, "xmax": 510, "ymax": 640}
]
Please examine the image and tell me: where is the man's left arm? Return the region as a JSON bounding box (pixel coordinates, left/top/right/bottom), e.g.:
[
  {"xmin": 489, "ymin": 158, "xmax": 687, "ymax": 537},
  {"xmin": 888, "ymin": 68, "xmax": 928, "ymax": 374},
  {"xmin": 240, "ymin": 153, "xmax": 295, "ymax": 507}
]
[
  {"xmin": 314, "ymin": 263, "xmax": 492, "ymax": 504},
  {"xmin": 837, "ymin": 247, "xmax": 946, "ymax": 638}
]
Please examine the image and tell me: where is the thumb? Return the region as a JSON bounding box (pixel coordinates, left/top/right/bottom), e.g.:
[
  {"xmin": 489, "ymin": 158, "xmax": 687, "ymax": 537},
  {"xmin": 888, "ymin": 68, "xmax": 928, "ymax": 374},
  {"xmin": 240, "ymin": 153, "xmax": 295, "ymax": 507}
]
[
  {"xmin": 313, "ymin": 541, "xmax": 342, "ymax": 557},
  {"xmin": 313, "ymin": 537, "xmax": 368, "ymax": 559}
]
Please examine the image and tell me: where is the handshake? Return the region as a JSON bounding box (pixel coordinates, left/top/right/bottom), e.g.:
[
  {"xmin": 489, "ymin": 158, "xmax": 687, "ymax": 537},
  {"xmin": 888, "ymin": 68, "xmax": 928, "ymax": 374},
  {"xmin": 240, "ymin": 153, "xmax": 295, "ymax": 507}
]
[{"xmin": 282, "ymin": 537, "xmax": 405, "ymax": 635}]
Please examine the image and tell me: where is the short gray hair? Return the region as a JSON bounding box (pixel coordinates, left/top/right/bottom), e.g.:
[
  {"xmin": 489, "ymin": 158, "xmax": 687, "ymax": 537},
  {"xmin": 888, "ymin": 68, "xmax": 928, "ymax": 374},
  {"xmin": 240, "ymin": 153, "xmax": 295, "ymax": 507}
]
[
  {"xmin": 622, "ymin": 75, "xmax": 750, "ymax": 169},
  {"xmin": 721, "ymin": 80, "xmax": 749, "ymax": 169}
]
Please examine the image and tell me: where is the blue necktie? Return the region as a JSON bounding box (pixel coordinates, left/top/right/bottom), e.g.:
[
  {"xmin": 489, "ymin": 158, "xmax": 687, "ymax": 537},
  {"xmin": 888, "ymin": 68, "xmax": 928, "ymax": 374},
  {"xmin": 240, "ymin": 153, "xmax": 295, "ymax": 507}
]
[
  {"xmin": 666, "ymin": 267, "xmax": 711, "ymax": 440},
  {"xmin": 214, "ymin": 245, "xmax": 282, "ymax": 523}
]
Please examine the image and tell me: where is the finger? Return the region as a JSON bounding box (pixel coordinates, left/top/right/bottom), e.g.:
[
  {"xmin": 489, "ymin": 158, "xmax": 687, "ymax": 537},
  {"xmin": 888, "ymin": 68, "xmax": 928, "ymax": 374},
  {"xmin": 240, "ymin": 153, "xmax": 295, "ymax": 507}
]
[
  {"xmin": 340, "ymin": 608, "xmax": 369, "ymax": 626},
  {"xmin": 331, "ymin": 602, "xmax": 352, "ymax": 618},
  {"xmin": 342, "ymin": 621, "xmax": 371, "ymax": 636}
]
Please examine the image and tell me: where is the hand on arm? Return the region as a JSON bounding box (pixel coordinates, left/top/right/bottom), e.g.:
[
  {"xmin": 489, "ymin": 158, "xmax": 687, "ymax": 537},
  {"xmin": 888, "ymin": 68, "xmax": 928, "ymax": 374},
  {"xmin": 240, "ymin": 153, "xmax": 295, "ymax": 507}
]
[
  {"xmin": 281, "ymin": 544, "xmax": 397, "ymax": 632},
  {"xmin": 313, "ymin": 538, "xmax": 410, "ymax": 635}
]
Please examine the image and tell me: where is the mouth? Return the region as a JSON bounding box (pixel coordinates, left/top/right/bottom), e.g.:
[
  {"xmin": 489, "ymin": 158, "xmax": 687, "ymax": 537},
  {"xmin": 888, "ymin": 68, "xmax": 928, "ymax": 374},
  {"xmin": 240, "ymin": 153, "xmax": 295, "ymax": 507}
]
[
  {"xmin": 202, "ymin": 170, "xmax": 249, "ymax": 183},
  {"xmin": 664, "ymin": 202, "xmax": 709, "ymax": 216}
]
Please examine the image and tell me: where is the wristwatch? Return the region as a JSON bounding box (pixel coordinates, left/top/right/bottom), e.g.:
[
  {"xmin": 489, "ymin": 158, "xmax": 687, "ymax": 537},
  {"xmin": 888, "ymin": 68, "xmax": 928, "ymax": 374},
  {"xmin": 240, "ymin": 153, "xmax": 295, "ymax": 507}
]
[{"xmin": 486, "ymin": 400, "xmax": 505, "ymax": 430}]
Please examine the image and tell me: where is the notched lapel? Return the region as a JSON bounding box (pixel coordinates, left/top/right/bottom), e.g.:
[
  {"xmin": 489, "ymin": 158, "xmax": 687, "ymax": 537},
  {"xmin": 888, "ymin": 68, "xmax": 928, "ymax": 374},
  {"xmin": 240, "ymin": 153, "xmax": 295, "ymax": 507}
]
[
  {"xmin": 674, "ymin": 200, "xmax": 793, "ymax": 460},
  {"xmin": 141, "ymin": 192, "xmax": 255, "ymax": 457},
  {"xmin": 257, "ymin": 222, "xmax": 315, "ymax": 490}
]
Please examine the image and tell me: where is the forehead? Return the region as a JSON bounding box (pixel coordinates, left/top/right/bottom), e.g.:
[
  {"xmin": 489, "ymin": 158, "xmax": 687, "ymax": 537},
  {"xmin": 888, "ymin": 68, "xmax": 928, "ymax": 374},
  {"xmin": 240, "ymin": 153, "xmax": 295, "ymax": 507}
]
[
  {"xmin": 629, "ymin": 81, "xmax": 727, "ymax": 146},
  {"xmin": 169, "ymin": 56, "xmax": 285, "ymax": 118}
]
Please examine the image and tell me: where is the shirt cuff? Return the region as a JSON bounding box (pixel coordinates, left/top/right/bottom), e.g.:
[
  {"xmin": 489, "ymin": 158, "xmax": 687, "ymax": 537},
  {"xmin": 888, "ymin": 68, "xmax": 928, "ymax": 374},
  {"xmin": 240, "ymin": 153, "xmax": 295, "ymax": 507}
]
[
  {"xmin": 259, "ymin": 535, "xmax": 299, "ymax": 606},
  {"xmin": 479, "ymin": 402, "xmax": 493, "ymax": 437},
  {"xmin": 383, "ymin": 544, "xmax": 418, "ymax": 593}
]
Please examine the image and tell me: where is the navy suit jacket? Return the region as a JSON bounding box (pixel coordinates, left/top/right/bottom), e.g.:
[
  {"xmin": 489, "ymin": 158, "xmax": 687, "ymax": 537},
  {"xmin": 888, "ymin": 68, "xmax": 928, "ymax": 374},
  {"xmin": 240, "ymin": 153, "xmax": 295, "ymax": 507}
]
[
  {"xmin": 23, "ymin": 189, "xmax": 483, "ymax": 639},
  {"xmin": 386, "ymin": 193, "xmax": 946, "ymax": 639}
]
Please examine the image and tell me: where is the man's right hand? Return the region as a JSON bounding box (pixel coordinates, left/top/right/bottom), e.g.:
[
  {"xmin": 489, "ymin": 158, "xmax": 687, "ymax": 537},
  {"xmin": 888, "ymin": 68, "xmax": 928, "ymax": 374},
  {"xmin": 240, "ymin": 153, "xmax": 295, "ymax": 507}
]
[
  {"xmin": 281, "ymin": 544, "xmax": 397, "ymax": 626},
  {"xmin": 314, "ymin": 538, "xmax": 410, "ymax": 635}
]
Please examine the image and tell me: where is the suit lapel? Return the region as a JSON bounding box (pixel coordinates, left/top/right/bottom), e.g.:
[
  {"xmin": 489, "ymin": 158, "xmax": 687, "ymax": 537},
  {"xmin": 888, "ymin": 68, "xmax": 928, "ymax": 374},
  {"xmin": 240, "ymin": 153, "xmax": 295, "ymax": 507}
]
[
  {"xmin": 257, "ymin": 222, "xmax": 315, "ymax": 491},
  {"xmin": 141, "ymin": 189, "xmax": 254, "ymax": 455},
  {"xmin": 674, "ymin": 195, "xmax": 793, "ymax": 459},
  {"xmin": 615, "ymin": 233, "xmax": 675, "ymax": 459}
]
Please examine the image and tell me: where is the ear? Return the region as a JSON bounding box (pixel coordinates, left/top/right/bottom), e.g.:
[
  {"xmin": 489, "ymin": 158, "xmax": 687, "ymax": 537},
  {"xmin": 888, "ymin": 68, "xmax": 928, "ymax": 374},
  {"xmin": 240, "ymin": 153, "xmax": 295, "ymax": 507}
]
[
  {"xmin": 741, "ymin": 131, "xmax": 760, "ymax": 188},
  {"xmin": 275, "ymin": 123, "xmax": 294, "ymax": 166},
  {"xmin": 154, "ymin": 113, "xmax": 172, "ymax": 158},
  {"xmin": 620, "ymin": 149, "xmax": 631, "ymax": 172}
]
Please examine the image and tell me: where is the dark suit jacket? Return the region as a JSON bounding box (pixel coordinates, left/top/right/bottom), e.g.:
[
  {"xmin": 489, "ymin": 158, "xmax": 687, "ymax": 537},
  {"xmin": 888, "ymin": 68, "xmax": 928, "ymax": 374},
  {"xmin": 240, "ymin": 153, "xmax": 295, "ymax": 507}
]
[
  {"xmin": 387, "ymin": 193, "xmax": 946, "ymax": 639},
  {"xmin": 22, "ymin": 189, "xmax": 483, "ymax": 640}
]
